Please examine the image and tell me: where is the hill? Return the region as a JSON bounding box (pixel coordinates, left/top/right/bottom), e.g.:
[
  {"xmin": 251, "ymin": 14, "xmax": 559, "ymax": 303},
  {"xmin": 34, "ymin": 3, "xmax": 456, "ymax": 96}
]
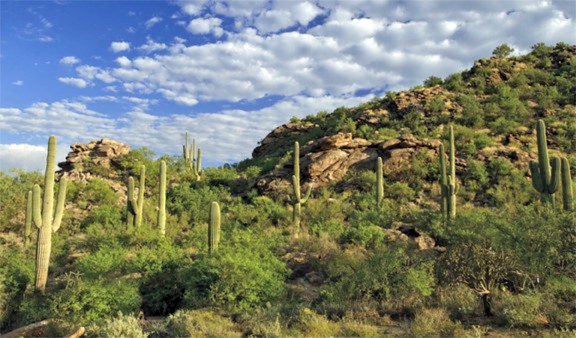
[{"xmin": 0, "ymin": 42, "xmax": 574, "ymax": 337}]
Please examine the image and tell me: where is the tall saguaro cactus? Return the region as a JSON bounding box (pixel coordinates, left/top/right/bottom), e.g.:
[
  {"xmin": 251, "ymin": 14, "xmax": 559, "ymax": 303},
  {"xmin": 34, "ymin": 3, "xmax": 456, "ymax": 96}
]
[
  {"xmin": 127, "ymin": 165, "xmax": 146, "ymax": 228},
  {"xmin": 25, "ymin": 190, "xmax": 32, "ymax": 247},
  {"xmin": 183, "ymin": 131, "xmax": 202, "ymax": 181},
  {"xmin": 439, "ymin": 126, "xmax": 458, "ymax": 221},
  {"xmin": 208, "ymin": 201, "xmax": 221, "ymax": 254},
  {"xmin": 33, "ymin": 135, "xmax": 67, "ymax": 293},
  {"xmin": 158, "ymin": 161, "xmax": 167, "ymax": 236},
  {"xmin": 561, "ymin": 157, "xmax": 573, "ymax": 211},
  {"xmin": 376, "ymin": 157, "xmax": 384, "ymax": 206},
  {"xmin": 529, "ymin": 120, "xmax": 560, "ymax": 205},
  {"xmin": 292, "ymin": 141, "xmax": 311, "ymax": 237}
]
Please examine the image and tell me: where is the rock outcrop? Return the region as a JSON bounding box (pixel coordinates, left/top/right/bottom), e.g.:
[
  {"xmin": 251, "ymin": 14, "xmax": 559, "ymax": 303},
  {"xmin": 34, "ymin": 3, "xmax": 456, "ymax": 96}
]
[
  {"xmin": 256, "ymin": 131, "xmax": 442, "ymax": 198},
  {"xmin": 58, "ymin": 138, "xmax": 130, "ymax": 182}
]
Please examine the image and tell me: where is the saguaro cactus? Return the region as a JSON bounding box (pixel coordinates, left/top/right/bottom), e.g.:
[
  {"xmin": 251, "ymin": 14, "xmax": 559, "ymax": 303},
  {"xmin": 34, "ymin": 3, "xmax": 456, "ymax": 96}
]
[
  {"xmin": 529, "ymin": 120, "xmax": 560, "ymax": 205},
  {"xmin": 376, "ymin": 157, "xmax": 384, "ymax": 206},
  {"xmin": 25, "ymin": 190, "xmax": 32, "ymax": 247},
  {"xmin": 33, "ymin": 135, "xmax": 67, "ymax": 293},
  {"xmin": 561, "ymin": 157, "xmax": 573, "ymax": 211},
  {"xmin": 439, "ymin": 126, "xmax": 458, "ymax": 221},
  {"xmin": 208, "ymin": 201, "xmax": 220, "ymax": 254},
  {"xmin": 158, "ymin": 161, "xmax": 166, "ymax": 236},
  {"xmin": 127, "ymin": 165, "xmax": 146, "ymax": 228},
  {"xmin": 292, "ymin": 141, "xmax": 311, "ymax": 237},
  {"xmin": 183, "ymin": 131, "xmax": 202, "ymax": 181}
]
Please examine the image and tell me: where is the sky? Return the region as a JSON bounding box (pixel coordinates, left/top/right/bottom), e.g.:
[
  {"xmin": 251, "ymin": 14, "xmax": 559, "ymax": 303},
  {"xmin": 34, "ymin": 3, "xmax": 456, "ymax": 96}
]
[{"xmin": 0, "ymin": 0, "xmax": 575, "ymax": 173}]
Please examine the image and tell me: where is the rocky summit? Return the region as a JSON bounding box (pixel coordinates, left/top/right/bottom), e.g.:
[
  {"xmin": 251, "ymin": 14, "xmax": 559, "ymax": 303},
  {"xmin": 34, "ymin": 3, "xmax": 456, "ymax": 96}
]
[{"xmin": 58, "ymin": 138, "xmax": 130, "ymax": 182}]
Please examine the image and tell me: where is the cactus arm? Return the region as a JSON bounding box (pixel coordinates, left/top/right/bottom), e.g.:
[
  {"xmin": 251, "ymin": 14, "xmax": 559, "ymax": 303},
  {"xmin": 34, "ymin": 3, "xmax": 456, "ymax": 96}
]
[
  {"xmin": 548, "ymin": 157, "xmax": 561, "ymax": 194},
  {"xmin": 135, "ymin": 165, "xmax": 145, "ymax": 227},
  {"xmin": 158, "ymin": 161, "xmax": 166, "ymax": 236},
  {"xmin": 193, "ymin": 147, "xmax": 202, "ymax": 181},
  {"xmin": 208, "ymin": 201, "xmax": 221, "ymax": 254},
  {"xmin": 529, "ymin": 160, "xmax": 544, "ymax": 193},
  {"xmin": 301, "ymin": 185, "xmax": 312, "ymax": 205},
  {"xmin": 25, "ymin": 190, "xmax": 33, "ymax": 245},
  {"xmin": 376, "ymin": 157, "xmax": 384, "ymax": 206},
  {"xmin": 535, "ymin": 120, "xmax": 551, "ymax": 187},
  {"xmin": 293, "ymin": 175, "xmax": 301, "ymax": 202},
  {"xmin": 561, "ymin": 157, "xmax": 574, "ymax": 211},
  {"xmin": 52, "ymin": 178, "xmax": 67, "ymax": 233},
  {"xmin": 32, "ymin": 184, "xmax": 43, "ymax": 228}
]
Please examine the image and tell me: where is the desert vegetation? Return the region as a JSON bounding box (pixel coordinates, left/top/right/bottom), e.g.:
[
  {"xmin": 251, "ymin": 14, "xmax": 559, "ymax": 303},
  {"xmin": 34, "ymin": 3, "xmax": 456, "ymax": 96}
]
[{"xmin": 0, "ymin": 42, "xmax": 575, "ymax": 337}]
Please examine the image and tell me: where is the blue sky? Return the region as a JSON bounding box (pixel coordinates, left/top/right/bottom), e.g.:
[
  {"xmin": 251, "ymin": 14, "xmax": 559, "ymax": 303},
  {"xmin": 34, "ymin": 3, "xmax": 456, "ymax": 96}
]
[{"xmin": 1, "ymin": 0, "xmax": 575, "ymax": 173}]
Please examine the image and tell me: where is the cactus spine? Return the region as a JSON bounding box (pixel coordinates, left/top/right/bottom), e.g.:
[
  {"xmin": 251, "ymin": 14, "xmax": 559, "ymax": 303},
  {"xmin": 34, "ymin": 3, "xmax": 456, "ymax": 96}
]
[
  {"xmin": 208, "ymin": 201, "xmax": 220, "ymax": 254},
  {"xmin": 33, "ymin": 136, "xmax": 67, "ymax": 293},
  {"xmin": 292, "ymin": 141, "xmax": 311, "ymax": 237},
  {"xmin": 158, "ymin": 161, "xmax": 166, "ymax": 236},
  {"xmin": 183, "ymin": 132, "xmax": 202, "ymax": 181},
  {"xmin": 561, "ymin": 157, "xmax": 573, "ymax": 211},
  {"xmin": 376, "ymin": 157, "xmax": 384, "ymax": 206},
  {"xmin": 529, "ymin": 120, "xmax": 560, "ymax": 205},
  {"xmin": 25, "ymin": 190, "xmax": 32, "ymax": 246},
  {"xmin": 439, "ymin": 126, "xmax": 458, "ymax": 221},
  {"xmin": 127, "ymin": 165, "xmax": 145, "ymax": 228}
]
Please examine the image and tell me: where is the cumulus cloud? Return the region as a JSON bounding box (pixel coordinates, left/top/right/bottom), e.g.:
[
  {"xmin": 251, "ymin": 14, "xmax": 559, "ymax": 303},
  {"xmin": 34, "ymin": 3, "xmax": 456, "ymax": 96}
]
[
  {"xmin": 138, "ymin": 38, "xmax": 168, "ymax": 53},
  {"xmin": 60, "ymin": 56, "xmax": 80, "ymax": 65},
  {"xmin": 110, "ymin": 41, "xmax": 131, "ymax": 52},
  {"xmin": 58, "ymin": 77, "xmax": 88, "ymax": 88},
  {"xmin": 12, "ymin": 80, "xmax": 24, "ymax": 86},
  {"xmin": 145, "ymin": 16, "xmax": 163, "ymax": 29},
  {"xmin": 0, "ymin": 144, "xmax": 66, "ymax": 174},
  {"xmin": 186, "ymin": 17, "xmax": 224, "ymax": 36}
]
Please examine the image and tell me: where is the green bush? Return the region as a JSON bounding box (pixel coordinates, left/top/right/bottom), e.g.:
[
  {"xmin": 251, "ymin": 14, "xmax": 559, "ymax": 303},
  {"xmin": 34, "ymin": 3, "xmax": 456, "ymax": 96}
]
[
  {"xmin": 96, "ymin": 311, "xmax": 147, "ymax": 338},
  {"xmin": 405, "ymin": 308, "xmax": 465, "ymax": 337},
  {"xmin": 166, "ymin": 309, "xmax": 241, "ymax": 337},
  {"xmin": 319, "ymin": 243, "xmax": 435, "ymax": 315},
  {"xmin": 492, "ymin": 291, "xmax": 544, "ymax": 328},
  {"xmin": 181, "ymin": 230, "xmax": 289, "ymax": 312}
]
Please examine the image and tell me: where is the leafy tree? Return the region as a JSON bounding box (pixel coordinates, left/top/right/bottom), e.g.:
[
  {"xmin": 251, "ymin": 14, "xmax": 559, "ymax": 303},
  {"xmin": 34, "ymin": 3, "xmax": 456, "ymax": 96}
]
[{"xmin": 492, "ymin": 44, "xmax": 514, "ymax": 58}]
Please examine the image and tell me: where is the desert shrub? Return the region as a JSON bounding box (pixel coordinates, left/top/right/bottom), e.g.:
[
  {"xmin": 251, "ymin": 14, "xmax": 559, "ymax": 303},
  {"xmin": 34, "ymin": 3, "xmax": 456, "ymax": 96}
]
[
  {"xmin": 291, "ymin": 308, "xmax": 340, "ymax": 337},
  {"xmin": 96, "ymin": 311, "xmax": 147, "ymax": 338},
  {"xmin": 74, "ymin": 244, "xmax": 129, "ymax": 278},
  {"xmin": 166, "ymin": 309, "xmax": 241, "ymax": 338},
  {"xmin": 318, "ymin": 243, "xmax": 435, "ymax": 316},
  {"xmin": 473, "ymin": 133, "xmax": 494, "ymax": 149},
  {"xmin": 181, "ymin": 230, "xmax": 289, "ymax": 312},
  {"xmin": 492, "ymin": 291, "xmax": 545, "ymax": 328},
  {"xmin": 404, "ymin": 308, "xmax": 465, "ymax": 337},
  {"xmin": 168, "ymin": 184, "xmax": 231, "ymax": 225},
  {"xmin": 0, "ymin": 248, "xmax": 35, "ymax": 330},
  {"xmin": 15, "ymin": 277, "xmax": 141, "ymax": 328},
  {"xmin": 340, "ymin": 221, "xmax": 386, "ymax": 248},
  {"xmin": 83, "ymin": 204, "xmax": 123, "ymax": 228},
  {"xmin": 384, "ymin": 182, "xmax": 415, "ymax": 205},
  {"xmin": 434, "ymin": 284, "xmax": 482, "ymax": 320}
]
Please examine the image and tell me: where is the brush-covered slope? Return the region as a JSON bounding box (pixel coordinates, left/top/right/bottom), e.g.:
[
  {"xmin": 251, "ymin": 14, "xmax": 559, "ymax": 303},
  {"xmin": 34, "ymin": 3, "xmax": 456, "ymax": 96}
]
[{"xmin": 248, "ymin": 43, "xmax": 575, "ymax": 208}]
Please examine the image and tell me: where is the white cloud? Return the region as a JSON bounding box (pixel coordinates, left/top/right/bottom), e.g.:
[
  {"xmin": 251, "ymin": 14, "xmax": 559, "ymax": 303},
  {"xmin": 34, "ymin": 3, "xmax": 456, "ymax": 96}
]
[
  {"xmin": 0, "ymin": 144, "xmax": 65, "ymax": 174},
  {"xmin": 110, "ymin": 41, "xmax": 131, "ymax": 52},
  {"xmin": 59, "ymin": 56, "xmax": 80, "ymax": 65},
  {"xmin": 58, "ymin": 77, "xmax": 88, "ymax": 88},
  {"xmin": 12, "ymin": 80, "xmax": 24, "ymax": 86},
  {"xmin": 187, "ymin": 17, "xmax": 224, "ymax": 36},
  {"xmin": 145, "ymin": 16, "xmax": 163, "ymax": 29},
  {"xmin": 138, "ymin": 38, "xmax": 168, "ymax": 53}
]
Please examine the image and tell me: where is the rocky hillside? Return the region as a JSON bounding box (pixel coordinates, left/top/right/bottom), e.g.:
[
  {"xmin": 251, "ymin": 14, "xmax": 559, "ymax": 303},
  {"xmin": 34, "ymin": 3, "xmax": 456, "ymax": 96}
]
[{"xmin": 251, "ymin": 43, "xmax": 575, "ymax": 207}]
